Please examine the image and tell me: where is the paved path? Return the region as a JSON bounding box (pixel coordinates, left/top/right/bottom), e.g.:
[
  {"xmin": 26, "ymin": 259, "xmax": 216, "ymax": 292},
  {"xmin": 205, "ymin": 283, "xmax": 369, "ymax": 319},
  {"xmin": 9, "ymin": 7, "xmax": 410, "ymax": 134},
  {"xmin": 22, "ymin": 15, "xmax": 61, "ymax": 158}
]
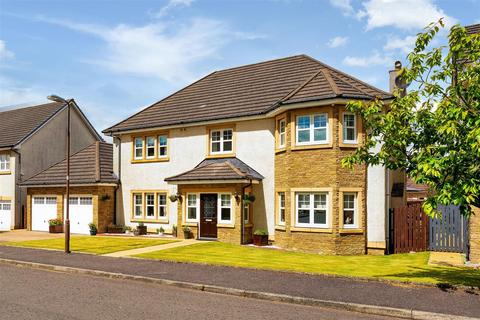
[
  {"xmin": 103, "ymin": 239, "xmax": 200, "ymax": 257},
  {"xmin": 0, "ymin": 245, "xmax": 478, "ymax": 318},
  {"xmin": 0, "ymin": 263, "xmax": 399, "ymax": 320}
]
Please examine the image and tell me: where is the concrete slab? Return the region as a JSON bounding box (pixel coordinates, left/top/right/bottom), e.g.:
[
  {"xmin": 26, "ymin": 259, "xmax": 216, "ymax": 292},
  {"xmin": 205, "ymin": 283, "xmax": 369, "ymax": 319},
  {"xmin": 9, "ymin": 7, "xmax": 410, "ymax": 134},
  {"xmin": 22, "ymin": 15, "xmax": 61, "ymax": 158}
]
[
  {"xmin": 102, "ymin": 239, "xmax": 201, "ymax": 257},
  {"xmin": 0, "ymin": 230, "xmax": 64, "ymax": 242}
]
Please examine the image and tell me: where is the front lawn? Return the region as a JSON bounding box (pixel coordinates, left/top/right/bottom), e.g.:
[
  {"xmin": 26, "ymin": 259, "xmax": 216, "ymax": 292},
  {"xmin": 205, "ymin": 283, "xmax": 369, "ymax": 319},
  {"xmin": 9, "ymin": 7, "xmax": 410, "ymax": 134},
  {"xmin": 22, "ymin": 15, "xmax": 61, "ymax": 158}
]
[
  {"xmin": 135, "ymin": 242, "xmax": 480, "ymax": 287},
  {"xmin": 5, "ymin": 236, "xmax": 176, "ymax": 254}
]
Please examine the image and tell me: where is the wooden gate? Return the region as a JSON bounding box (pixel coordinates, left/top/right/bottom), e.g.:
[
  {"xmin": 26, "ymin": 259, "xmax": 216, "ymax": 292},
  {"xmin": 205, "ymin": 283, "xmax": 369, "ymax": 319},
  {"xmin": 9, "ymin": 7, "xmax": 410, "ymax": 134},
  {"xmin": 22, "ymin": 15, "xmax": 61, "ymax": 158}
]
[
  {"xmin": 429, "ymin": 205, "xmax": 469, "ymax": 253},
  {"xmin": 389, "ymin": 203, "xmax": 429, "ymax": 254}
]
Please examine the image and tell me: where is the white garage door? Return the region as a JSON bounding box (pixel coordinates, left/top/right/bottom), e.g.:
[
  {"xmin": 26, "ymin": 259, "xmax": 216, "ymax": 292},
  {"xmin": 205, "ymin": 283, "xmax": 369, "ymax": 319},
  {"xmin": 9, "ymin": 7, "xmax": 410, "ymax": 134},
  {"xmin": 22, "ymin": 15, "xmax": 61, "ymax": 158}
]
[
  {"xmin": 0, "ymin": 201, "xmax": 12, "ymax": 231},
  {"xmin": 32, "ymin": 197, "xmax": 58, "ymax": 232},
  {"xmin": 67, "ymin": 197, "xmax": 93, "ymax": 235}
]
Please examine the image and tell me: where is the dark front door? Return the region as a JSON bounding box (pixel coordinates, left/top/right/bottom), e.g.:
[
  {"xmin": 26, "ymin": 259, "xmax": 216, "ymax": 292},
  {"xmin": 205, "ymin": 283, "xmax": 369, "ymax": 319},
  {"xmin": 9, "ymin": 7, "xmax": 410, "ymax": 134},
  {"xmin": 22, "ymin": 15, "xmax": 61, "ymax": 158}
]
[{"xmin": 200, "ymin": 194, "xmax": 218, "ymax": 239}]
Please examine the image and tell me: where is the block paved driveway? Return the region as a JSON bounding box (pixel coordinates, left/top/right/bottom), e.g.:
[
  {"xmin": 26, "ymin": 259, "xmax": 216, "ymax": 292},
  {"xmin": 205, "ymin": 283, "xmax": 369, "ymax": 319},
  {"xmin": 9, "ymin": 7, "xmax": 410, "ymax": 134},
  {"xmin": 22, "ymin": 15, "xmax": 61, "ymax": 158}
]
[{"xmin": 0, "ymin": 245, "xmax": 478, "ymax": 318}]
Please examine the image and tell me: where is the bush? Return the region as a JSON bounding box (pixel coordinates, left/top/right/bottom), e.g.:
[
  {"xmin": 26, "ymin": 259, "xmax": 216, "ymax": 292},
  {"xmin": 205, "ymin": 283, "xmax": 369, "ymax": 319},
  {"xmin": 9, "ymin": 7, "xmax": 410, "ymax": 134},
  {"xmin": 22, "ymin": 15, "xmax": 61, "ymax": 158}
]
[
  {"xmin": 253, "ymin": 229, "xmax": 268, "ymax": 236},
  {"xmin": 48, "ymin": 219, "xmax": 63, "ymax": 226},
  {"xmin": 88, "ymin": 223, "xmax": 97, "ymax": 231}
]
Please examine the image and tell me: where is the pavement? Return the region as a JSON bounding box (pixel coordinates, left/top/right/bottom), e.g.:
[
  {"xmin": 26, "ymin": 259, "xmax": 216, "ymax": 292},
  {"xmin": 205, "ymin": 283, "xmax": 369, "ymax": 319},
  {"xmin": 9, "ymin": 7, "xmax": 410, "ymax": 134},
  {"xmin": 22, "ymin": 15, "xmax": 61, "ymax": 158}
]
[
  {"xmin": 103, "ymin": 238, "xmax": 200, "ymax": 257},
  {"xmin": 428, "ymin": 252, "xmax": 465, "ymax": 267},
  {"xmin": 0, "ymin": 229, "xmax": 63, "ymax": 242},
  {"xmin": 0, "ymin": 245, "xmax": 478, "ymax": 318},
  {"xmin": 0, "ymin": 263, "xmax": 400, "ymax": 320}
]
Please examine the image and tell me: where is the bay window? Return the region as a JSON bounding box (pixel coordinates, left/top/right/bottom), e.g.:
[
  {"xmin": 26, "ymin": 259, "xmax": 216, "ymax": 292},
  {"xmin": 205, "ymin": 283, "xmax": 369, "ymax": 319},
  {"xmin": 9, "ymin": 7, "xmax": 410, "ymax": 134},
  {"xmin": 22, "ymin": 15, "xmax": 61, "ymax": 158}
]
[
  {"xmin": 296, "ymin": 114, "xmax": 328, "ymax": 145},
  {"xmin": 295, "ymin": 192, "xmax": 328, "ymax": 228},
  {"xmin": 343, "ymin": 113, "xmax": 357, "ymax": 143},
  {"xmin": 343, "ymin": 193, "xmax": 357, "ymax": 228},
  {"xmin": 278, "ymin": 119, "xmax": 286, "ymax": 148},
  {"xmin": 278, "ymin": 192, "xmax": 285, "ymax": 225}
]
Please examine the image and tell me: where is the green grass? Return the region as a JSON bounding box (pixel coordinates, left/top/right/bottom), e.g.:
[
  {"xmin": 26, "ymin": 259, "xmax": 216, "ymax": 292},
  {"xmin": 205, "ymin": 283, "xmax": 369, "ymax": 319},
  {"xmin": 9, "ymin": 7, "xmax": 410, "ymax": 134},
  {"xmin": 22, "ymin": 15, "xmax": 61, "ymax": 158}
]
[
  {"xmin": 135, "ymin": 242, "xmax": 480, "ymax": 287},
  {"xmin": 5, "ymin": 236, "xmax": 176, "ymax": 254}
]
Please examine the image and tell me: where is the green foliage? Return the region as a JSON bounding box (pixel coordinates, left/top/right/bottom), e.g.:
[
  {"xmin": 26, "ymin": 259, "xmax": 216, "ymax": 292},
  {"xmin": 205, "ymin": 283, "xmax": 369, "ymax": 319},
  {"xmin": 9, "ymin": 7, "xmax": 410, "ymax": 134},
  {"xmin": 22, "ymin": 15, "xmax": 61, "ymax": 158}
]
[
  {"xmin": 253, "ymin": 229, "xmax": 268, "ymax": 236},
  {"xmin": 48, "ymin": 219, "xmax": 63, "ymax": 226},
  {"xmin": 342, "ymin": 19, "xmax": 480, "ymax": 217},
  {"xmin": 88, "ymin": 223, "xmax": 97, "ymax": 231}
]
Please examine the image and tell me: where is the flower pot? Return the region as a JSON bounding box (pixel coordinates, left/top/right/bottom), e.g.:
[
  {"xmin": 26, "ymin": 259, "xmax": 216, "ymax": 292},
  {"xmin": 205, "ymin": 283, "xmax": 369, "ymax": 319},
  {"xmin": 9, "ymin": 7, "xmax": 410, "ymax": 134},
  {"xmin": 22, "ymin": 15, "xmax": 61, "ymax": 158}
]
[
  {"xmin": 253, "ymin": 234, "xmax": 268, "ymax": 246},
  {"xmin": 89, "ymin": 229, "xmax": 97, "ymax": 236},
  {"xmin": 49, "ymin": 225, "xmax": 63, "ymax": 233},
  {"xmin": 137, "ymin": 226, "xmax": 147, "ymax": 235},
  {"xmin": 183, "ymin": 231, "xmax": 191, "ymax": 239}
]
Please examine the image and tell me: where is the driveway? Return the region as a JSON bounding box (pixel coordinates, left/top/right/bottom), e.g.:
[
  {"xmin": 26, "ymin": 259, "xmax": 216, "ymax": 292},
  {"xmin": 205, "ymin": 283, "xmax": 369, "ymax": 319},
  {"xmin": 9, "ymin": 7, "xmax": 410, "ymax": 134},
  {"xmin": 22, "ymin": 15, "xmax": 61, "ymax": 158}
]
[{"xmin": 0, "ymin": 229, "xmax": 64, "ymax": 242}]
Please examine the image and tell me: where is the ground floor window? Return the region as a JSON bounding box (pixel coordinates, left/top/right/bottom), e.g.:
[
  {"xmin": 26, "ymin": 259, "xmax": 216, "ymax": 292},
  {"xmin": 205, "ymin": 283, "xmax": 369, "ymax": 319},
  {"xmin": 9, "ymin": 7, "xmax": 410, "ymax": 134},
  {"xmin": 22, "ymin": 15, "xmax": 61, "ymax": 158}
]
[
  {"xmin": 219, "ymin": 194, "xmax": 232, "ymax": 223},
  {"xmin": 158, "ymin": 194, "xmax": 167, "ymax": 217},
  {"xmin": 243, "ymin": 201, "xmax": 250, "ymax": 223},
  {"xmin": 132, "ymin": 191, "xmax": 169, "ymax": 220},
  {"xmin": 186, "ymin": 194, "xmax": 198, "ymax": 221},
  {"xmin": 295, "ymin": 192, "xmax": 328, "ymax": 228},
  {"xmin": 342, "ymin": 192, "xmax": 358, "ymax": 228},
  {"xmin": 146, "ymin": 193, "xmax": 155, "ymax": 218},
  {"xmin": 278, "ymin": 192, "xmax": 285, "ymax": 225},
  {"xmin": 185, "ymin": 193, "xmax": 233, "ymax": 224},
  {"xmin": 133, "ymin": 193, "xmax": 143, "ymax": 217}
]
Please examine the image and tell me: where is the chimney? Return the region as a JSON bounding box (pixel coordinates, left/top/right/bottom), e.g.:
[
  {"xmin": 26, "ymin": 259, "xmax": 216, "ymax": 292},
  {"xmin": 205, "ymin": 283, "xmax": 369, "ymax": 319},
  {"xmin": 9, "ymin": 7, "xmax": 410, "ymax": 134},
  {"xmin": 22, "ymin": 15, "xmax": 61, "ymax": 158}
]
[{"xmin": 389, "ymin": 61, "xmax": 406, "ymax": 97}]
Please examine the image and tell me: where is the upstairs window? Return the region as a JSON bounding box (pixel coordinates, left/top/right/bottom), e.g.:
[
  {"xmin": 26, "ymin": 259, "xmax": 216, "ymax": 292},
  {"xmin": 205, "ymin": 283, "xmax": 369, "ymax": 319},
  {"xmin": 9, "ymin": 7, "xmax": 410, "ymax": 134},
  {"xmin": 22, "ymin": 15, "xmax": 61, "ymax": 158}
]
[
  {"xmin": 210, "ymin": 129, "xmax": 233, "ymax": 154},
  {"xmin": 134, "ymin": 138, "xmax": 144, "ymax": 160},
  {"xmin": 158, "ymin": 135, "xmax": 168, "ymax": 157},
  {"xmin": 343, "ymin": 113, "xmax": 357, "ymax": 143},
  {"xmin": 296, "ymin": 114, "xmax": 328, "ymax": 145},
  {"xmin": 0, "ymin": 153, "xmax": 10, "ymax": 172},
  {"xmin": 278, "ymin": 119, "xmax": 286, "ymax": 148},
  {"xmin": 146, "ymin": 137, "xmax": 155, "ymax": 159}
]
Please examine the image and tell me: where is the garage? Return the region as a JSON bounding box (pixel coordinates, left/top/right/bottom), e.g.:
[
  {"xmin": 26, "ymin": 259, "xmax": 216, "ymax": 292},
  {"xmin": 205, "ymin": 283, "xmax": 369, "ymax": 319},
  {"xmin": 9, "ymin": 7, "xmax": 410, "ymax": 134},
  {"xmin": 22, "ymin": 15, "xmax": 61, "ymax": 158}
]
[
  {"xmin": 31, "ymin": 196, "xmax": 58, "ymax": 232},
  {"xmin": 0, "ymin": 200, "xmax": 12, "ymax": 231},
  {"xmin": 68, "ymin": 196, "xmax": 94, "ymax": 234}
]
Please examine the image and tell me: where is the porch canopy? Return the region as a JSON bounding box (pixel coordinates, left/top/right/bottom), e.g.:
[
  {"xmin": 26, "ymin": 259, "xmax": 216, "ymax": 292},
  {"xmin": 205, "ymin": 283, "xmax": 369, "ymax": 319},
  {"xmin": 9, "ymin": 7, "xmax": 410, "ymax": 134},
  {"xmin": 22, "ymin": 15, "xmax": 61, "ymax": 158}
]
[{"xmin": 165, "ymin": 157, "xmax": 264, "ymax": 184}]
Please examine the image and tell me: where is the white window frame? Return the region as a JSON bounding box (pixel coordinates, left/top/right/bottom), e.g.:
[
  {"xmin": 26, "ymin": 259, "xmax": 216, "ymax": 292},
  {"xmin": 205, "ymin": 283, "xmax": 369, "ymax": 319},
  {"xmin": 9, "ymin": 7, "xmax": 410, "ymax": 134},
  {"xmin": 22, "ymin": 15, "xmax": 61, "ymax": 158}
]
[
  {"xmin": 0, "ymin": 153, "xmax": 10, "ymax": 172},
  {"xmin": 186, "ymin": 193, "xmax": 199, "ymax": 222},
  {"xmin": 296, "ymin": 113, "xmax": 329, "ymax": 145},
  {"xmin": 278, "ymin": 192, "xmax": 285, "ymax": 225},
  {"xmin": 343, "ymin": 112, "xmax": 357, "ymax": 143},
  {"xmin": 158, "ymin": 135, "xmax": 168, "ymax": 158},
  {"xmin": 342, "ymin": 192, "xmax": 358, "ymax": 228},
  {"xmin": 210, "ymin": 128, "xmax": 233, "ymax": 155},
  {"xmin": 278, "ymin": 119, "xmax": 286, "ymax": 148},
  {"xmin": 295, "ymin": 192, "xmax": 329, "ymax": 228},
  {"xmin": 134, "ymin": 138, "xmax": 144, "ymax": 160},
  {"xmin": 157, "ymin": 193, "xmax": 167, "ymax": 218},
  {"xmin": 145, "ymin": 193, "xmax": 155, "ymax": 219},
  {"xmin": 218, "ymin": 193, "xmax": 233, "ymax": 224},
  {"xmin": 243, "ymin": 201, "xmax": 250, "ymax": 223},
  {"xmin": 133, "ymin": 193, "xmax": 143, "ymax": 217},
  {"xmin": 145, "ymin": 136, "xmax": 156, "ymax": 159}
]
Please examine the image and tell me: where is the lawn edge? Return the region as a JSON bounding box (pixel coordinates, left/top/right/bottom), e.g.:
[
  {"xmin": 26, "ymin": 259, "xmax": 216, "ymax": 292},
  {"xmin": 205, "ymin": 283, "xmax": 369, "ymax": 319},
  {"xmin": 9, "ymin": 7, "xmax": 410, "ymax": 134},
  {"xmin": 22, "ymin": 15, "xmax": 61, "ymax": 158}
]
[
  {"xmin": 132, "ymin": 253, "xmax": 480, "ymax": 291},
  {"xmin": 0, "ymin": 257, "xmax": 476, "ymax": 320}
]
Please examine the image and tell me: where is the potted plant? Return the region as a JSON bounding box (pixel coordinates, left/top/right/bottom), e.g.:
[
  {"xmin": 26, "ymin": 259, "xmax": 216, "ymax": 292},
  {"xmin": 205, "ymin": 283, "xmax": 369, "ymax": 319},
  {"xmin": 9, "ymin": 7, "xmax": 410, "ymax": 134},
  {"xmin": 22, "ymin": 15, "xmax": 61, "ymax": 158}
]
[
  {"xmin": 132, "ymin": 228, "xmax": 138, "ymax": 236},
  {"xmin": 88, "ymin": 223, "xmax": 97, "ymax": 236},
  {"xmin": 107, "ymin": 224, "xmax": 124, "ymax": 234},
  {"xmin": 157, "ymin": 226, "xmax": 165, "ymax": 236},
  {"xmin": 137, "ymin": 222, "xmax": 147, "ymax": 235},
  {"xmin": 48, "ymin": 219, "xmax": 63, "ymax": 233},
  {"xmin": 183, "ymin": 226, "xmax": 192, "ymax": 239},
  {"xmin": 123, "ymin": 225, "xmax": 132, "ymax": 234},
  {"xmin": 253, "ymin": 229, "xmax": 268, "ymax": 246},
  {"xmin": 172, "ymin": 224, "xmax": 177, "ymax": 237}
]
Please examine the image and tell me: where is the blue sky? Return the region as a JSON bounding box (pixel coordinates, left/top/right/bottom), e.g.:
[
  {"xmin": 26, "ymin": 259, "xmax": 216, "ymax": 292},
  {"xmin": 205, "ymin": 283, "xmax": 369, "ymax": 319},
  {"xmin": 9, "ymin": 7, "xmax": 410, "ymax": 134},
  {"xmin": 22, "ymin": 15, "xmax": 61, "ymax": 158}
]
[{"xmin": 0, "ymin": 0, "xmax": 478, "ymax": 135}]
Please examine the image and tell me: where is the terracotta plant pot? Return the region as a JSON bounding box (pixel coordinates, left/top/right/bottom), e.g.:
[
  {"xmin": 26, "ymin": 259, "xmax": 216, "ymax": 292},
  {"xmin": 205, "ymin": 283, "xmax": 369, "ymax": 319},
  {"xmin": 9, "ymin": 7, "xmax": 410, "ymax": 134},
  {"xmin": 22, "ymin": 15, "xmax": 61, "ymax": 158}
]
[
  {"xmin": 253, "ymin": 234, "xmax": 268, "ymax": 246},
  {"xmin": 137, "ymin": 226, "xmax": 147, "ymax": 235},
  {"xmin": 49, "ymin": 225, "xmax": 63, "ymax": 233}
]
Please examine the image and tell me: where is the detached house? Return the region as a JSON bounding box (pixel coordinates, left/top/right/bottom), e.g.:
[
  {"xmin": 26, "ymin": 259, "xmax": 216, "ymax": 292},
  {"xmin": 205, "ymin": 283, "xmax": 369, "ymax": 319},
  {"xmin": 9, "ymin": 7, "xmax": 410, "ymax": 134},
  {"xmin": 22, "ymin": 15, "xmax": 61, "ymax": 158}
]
[
  {"xmin": 104, "ymin": 55, "xmax": 404, "ymax": 255},
  {"xmin": 0, "ymin": 102, "xmax": 102, "ymax": 231}
]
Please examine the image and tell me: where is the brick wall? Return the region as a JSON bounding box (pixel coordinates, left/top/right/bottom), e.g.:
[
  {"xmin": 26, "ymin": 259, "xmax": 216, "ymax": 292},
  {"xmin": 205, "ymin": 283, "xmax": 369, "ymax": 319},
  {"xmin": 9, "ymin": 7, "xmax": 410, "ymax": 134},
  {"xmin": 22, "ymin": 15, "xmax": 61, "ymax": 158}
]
[
  {"xmin": 274, "ymin": 105, "xmax": 367, "ymax": 255},
  {"xmin": 470, "ymin": 206, "xmax": 480, "ymax": 264},
  {"xmin": 26, "ymin": 185, "xmax": 115, "ymax": 233}
]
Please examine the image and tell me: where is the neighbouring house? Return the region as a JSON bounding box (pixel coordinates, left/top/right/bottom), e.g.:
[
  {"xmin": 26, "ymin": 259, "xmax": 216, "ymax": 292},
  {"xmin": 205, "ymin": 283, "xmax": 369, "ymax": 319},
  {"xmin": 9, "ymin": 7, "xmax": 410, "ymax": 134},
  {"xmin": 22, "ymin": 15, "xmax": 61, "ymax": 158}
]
[
  {"xmin": 0, "ymin": 102, "xmax": 102, "ymax": 231},
  {"xmin": 103, "ymin": 54, "xmax": 406, "ymax": 255},
  {"xmin": 20, "ymin": 142, "xmax": 118, "ymax": 234},
  {"xmin": 406, "ymin": 177, "xmax": 429, "ymax": 203}
]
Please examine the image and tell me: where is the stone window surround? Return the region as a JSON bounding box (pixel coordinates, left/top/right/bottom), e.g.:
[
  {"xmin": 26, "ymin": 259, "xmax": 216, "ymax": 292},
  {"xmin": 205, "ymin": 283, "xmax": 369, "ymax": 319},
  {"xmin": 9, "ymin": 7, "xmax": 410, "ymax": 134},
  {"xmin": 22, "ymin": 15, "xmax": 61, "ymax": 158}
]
[
  {"xmin": 289, "ymin": 188, "xmax": 334, "ymax": 233},
  {"xmin": 131, "ymin": 131, "xmax": 170, "ymax": 163},
  {"xmin": 339, "ymin": 187, "xmax": 363, "ymax": 233},
  {"xmin": 339, "ymin": 107, "xmax": 363, "ymax": 148},
  {"xmin": 205, "ymin": 124, "xmax": 237, "ymax": 159},
  {"xmin": 289, "ymin": 107, "xmax": 334, "ymax": 151},
  {"xmin": 130, "ymin": 190, "xmax": 169, "ymax": 223},
  {"xmin": 295, "ymin": 113, "xmax": 329, "ymax": 146}
]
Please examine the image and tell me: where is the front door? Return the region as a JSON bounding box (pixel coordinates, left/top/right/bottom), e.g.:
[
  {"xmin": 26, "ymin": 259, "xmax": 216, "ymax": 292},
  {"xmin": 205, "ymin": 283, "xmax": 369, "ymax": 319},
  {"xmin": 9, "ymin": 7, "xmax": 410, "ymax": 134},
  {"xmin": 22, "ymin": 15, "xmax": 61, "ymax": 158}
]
[{"xmin": 200, "ymin": 194, "xmax": 217, "ymax": 239}]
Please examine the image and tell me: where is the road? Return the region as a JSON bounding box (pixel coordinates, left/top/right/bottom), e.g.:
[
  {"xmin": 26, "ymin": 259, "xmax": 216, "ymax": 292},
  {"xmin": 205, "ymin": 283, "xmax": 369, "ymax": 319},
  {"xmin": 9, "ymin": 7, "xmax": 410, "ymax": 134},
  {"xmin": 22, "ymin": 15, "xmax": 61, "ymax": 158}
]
[{"xmin": 0, "ymin": 264, "xmax": 402, "ymax": 320}]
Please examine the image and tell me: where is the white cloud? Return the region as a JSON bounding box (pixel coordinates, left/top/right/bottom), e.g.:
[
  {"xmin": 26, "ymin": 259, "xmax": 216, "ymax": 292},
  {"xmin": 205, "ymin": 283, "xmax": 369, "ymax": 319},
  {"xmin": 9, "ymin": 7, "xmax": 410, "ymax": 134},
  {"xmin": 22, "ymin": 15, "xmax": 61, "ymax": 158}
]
[
  {"xmin": 0, "ymin": 40, "xmax": 14, "ymax": 60},
  {"xmin": 383, "ymin": 35, "xmax": 416, "ymax": 54},
  {"xmin": 358, "ymin": 0, "xmax": 456, "ymax": 31},
  {"xmin": 343, "ymin": 51, "xmax": 392, "ymax": 67},
  {"xmin": 0, "ymin": 76, "xmax": 46, "ymax": 106},
  {"xmin": 327, "ymin": 36, "xmax": 348, "ymax": 48},
  {"xmin": 329, "ymin": 0, "xmax": 355, "ymax": 16},
  {"xmin": 155, "ymin": 0, "xmax": 195, "ymax": 18},
  {"xmin": 33, "ymin": 15, "xmax": 253, "ymax": 83}
]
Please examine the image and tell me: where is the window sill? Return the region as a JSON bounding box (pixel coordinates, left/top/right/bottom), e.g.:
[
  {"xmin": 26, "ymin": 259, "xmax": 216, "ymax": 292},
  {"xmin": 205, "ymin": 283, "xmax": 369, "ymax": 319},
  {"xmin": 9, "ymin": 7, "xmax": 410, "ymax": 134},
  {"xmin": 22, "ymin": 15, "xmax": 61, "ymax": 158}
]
[
  {"xmin": 131, "ymin": 218, "xmax": 169, "ymax": 224},
  {"xmin": 291, "ymin": 144, "xmax": 332, "ymax": 151},
  {"xmin": 291, "ymin": 227, "xmax": 332, "ymax": 233},
  {"xmin": 339, "ymin": 142, "xmax": 359, "ymax": 148},
  {"xmin": 131, "ymin": 157, "xmax": 170, "ymax": 164},
  {"xmin": 339, "ymin": 228, "xmax": 363, "ymax": 234},
  {"xmin": 0, "ymin": 171, "xmax": 12, "ymax": 175},
  {"xmin": 206, "ymin": 153, "xmax": 236, "ymax": 159},
  {"xmin": 275, "ymin": 225, "xmax": 286, "ymax": 231},
  {"xmin": 183, "ymin": 222, "xmax": 198, "ymax": 227},
  {"xmin": 217, "ymin": 223, "xmax": 235, "ymax": 228},
  {"xmin": 275, "ymin": 147, "xmax": 286, "ymax": 154}
]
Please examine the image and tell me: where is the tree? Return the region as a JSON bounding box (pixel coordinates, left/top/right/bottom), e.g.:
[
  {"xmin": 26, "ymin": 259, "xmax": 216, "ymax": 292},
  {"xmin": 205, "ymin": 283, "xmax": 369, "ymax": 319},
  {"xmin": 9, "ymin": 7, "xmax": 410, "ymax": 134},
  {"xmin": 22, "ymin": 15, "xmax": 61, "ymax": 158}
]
[{"xmin": 342, "ymin": 19, "xmax": 480, "ymax": 217}]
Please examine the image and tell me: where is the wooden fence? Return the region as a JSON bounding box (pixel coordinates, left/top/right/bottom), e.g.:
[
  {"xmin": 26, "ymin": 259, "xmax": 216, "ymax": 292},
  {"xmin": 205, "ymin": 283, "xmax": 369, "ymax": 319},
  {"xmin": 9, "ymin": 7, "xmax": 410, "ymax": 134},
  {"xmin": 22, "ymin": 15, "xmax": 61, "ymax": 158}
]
[
  {"xmin": 429, "ymin": 205, "xmax": 469, "ymax": 253},
  {"xmin": 390, "ymin": 203, "xmax": 429, "ymax": 254}
]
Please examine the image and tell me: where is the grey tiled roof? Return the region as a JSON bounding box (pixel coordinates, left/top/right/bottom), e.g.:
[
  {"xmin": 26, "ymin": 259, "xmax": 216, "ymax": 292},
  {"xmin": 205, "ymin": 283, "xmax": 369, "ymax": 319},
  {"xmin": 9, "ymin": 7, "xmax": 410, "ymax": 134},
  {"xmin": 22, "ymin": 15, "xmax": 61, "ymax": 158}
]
[
  {"xmin": 466, "ymin": 24, "xmax": 480, "ymax": 35},
  {"xmin": 0, "ymin": 102, "xmax": 65, "ymax": 148},
  {"xmin": 21, "ymin": 142, "xmax": 118, "ymax": 186},
  {"xmin": 165, "ymin": 157, "xmax": 264, "ymax": 182},
  {"xmin": 104, "ymin": 55, "xmax": 392, "ymax": 134}
]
